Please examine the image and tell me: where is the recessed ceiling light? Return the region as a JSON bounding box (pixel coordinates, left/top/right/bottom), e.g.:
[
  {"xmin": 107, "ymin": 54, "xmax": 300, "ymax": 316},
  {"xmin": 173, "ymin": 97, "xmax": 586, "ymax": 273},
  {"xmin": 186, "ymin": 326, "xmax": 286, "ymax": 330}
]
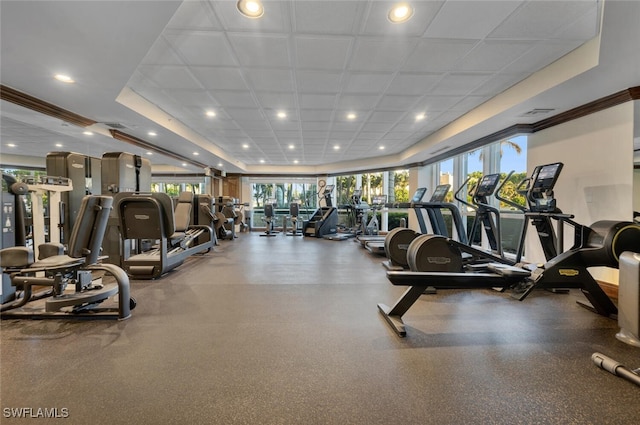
[
  {"xmin": 416, "ymin": 113, "xmax": 426, "ymax": 121},
  {"xmin": 293, "ymin": 160, "xmax": 299, "ymax": 164},
  {"xmin": 146, "ymin": 151, "xmax": 153, "ymax": 156},
  {"xmin": 259, "ymin": 159, "xmax": 265, "ymax": 163},
  {"xmin": 379, "ymin": 146, "xmax": 385, "ymax": 150},
  {"xmin": 277, "ymin": 111, "xmax": 287, "ymax": 119},
  {"xmin": 205, "ymin": 110, "xmax": 216, "ymax": 117},
  {"xmin": 148, "ymin": 131, "xmax": 157, "ymax": 137},
  {"xmin": 242, "ymin": 144, "xmax": 249, "ymax": 149},
  {"xmin": 333, "ymin": 145, "xmax": 340, "ymax": 150},
  {"xmin": 54, "ymin": 74, "xmax": 75, "ymax": 83},
  {"xmin": 55, "ymin": 143, "xmax": 63, "ymax": 148},
  {"xmin": 182, "ymin": 163, "xmax": 188, "ymax": 167},
  {"xmin": 388, "ymin": 2, "xmax": 414, "ymax": 23},
  {"xmin": 193, "ymin": 152, "xmax": 199, "ymax": 156},
  {"xmin": 237, "ymin": 0, "xmax": 263, "ymax": 18},
  {"xmin": 218, "ymin": 163, "xmax": 223, "ymax": 167},
  {"xmin": 288, "ymin": 144, "xmax": 295, "ymax": 150},
  {"xmin": 347, "ymin": 113, "xmax": 357, "ymax": 120},
  {"xmin": 7, "ymin": 143, "xmax": 16, "ymax": 147},
  {"xmin": 83, "ymin": 131, "xmax": 93, "ymax": 136}
]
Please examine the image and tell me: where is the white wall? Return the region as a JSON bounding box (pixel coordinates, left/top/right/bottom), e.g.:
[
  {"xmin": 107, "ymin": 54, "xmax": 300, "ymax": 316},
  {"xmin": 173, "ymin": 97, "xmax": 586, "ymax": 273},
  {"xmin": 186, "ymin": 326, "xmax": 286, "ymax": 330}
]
[{"xmin": 526, "ymin": 101, "xmax": 635, "ymax": 283}]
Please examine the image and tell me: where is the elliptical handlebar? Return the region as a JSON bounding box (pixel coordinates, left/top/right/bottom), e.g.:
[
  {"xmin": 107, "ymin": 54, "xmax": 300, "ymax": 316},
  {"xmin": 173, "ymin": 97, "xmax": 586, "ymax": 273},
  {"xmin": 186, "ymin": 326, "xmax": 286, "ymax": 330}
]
[
  {"xmin": 495, "ymin": 170, "xmax": 527, "ymax": 212},
  {"xmin": 454, "ymin": 176, "xmax": 475, "ymax": 210}
]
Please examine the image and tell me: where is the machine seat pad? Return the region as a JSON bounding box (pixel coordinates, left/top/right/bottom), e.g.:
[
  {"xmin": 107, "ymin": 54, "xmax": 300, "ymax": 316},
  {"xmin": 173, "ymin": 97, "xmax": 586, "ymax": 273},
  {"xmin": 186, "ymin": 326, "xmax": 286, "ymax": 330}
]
[
  {"xmin": 31, "ymin": 254, "xmax": 86, "ymax": 269},
  {"xmin": 0, "ymin": 246, "xmax": 35, "ymax": 268}
]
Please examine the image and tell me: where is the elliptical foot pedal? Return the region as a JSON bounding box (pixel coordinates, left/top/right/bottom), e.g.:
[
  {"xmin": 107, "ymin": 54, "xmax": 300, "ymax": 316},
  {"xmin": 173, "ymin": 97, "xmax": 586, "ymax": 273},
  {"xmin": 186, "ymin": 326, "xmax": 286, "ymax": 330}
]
[
  {"xmin": 423, "ymin": 286, "xmax": 437, "ymax": 295},
  {"xmin": 510, "ymin": 281, "xmax": 535, "ymax": 301}
]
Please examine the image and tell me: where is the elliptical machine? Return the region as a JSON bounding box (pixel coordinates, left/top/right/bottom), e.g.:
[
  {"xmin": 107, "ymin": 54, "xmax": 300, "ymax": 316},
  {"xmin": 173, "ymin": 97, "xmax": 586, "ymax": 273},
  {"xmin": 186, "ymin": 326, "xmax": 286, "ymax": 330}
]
[
  {"xmin": 378, "ymin": 162, "xmax": 640, "ymax": 337},
  {"xmin": 260, "ymin": 199, "xmax": 278, "ymax": 237},
  {"xmin": 286, "ymin": 201, "xmax": 302, "ymax": 236}
]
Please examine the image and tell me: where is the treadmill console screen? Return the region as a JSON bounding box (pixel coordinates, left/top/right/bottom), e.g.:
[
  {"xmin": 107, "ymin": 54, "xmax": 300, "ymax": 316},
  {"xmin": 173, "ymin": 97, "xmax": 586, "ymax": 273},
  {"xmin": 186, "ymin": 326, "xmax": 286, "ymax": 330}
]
[
  {"xmin": 429, "ymin": 184, "xmax": 450, "ymax": 202},
  {"xmin": 411, "ymin": 187, "xmax": 427, "ymax": 203},
  {"xmin": 475, "ymin": 174, "xmax": 500, "ymax": 197}
]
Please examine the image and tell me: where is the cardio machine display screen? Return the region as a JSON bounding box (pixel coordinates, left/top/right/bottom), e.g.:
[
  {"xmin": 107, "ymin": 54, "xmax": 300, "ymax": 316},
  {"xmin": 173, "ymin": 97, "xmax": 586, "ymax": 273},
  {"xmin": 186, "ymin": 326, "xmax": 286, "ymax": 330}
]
[
  {"xmin": 533, "ymin": 163, "xmax": 563, "ymax": 190},
  {"xmin": 475, "ymin": 174, "xmax": 500, "ymax": 197},
  {"xmin": 429, "ymin": 185, "xmax": 450, "ymax": 202},
  {"xmin": 411, "ymin": 187, "xmax": 427, "ymax": 203}
]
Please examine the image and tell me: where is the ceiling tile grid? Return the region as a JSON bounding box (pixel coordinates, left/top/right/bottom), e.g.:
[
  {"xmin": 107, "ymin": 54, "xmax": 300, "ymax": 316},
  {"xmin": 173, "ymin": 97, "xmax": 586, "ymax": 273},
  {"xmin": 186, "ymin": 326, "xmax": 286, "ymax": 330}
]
[{"xmin": 121, "ymin": 0, "xmax": 601, "ymax": 168}]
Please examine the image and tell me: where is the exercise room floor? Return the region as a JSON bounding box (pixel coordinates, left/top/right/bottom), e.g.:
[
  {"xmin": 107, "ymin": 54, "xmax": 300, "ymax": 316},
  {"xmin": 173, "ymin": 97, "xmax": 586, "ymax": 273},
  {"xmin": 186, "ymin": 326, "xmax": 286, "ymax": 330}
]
[{"xmin": 1, "ymin": 232, "xmax": 639, "ymax": 424}]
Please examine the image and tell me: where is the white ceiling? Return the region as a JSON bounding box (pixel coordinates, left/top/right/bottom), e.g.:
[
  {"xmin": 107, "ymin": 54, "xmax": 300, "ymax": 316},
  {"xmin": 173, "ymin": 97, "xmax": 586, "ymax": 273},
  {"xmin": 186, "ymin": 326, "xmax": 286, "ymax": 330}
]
[{"xmin": 1, "ymin": 0, "xmax": 638, "ymax": 175}]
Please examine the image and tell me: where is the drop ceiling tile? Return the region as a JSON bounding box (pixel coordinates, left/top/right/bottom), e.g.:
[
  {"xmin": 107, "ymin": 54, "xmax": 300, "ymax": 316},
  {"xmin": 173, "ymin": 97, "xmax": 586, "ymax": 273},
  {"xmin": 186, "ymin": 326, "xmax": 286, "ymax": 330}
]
[
  {"xmin": 384, "ymin": 130, "xmax": 414, "ymax": 140},
  {"xmin": 164, "ymin": 32, "xmax": 236, "ymax": 66},
  {"xmin": 416, "ymin": 95, "xmax": 465, "ymax": 112},
  {"xmin": 299, "ymin": 93, "xmax": 337, "ymax": 109},
  {"xmin": 402, "ymin": 39, "xmax": 478, "ymax": 73},
  {"xmin": 254, "ymin": 92, "xmax": 296, "ymax": 110},
  {"xmin": 376, "ymin": 95, "xmax": 422, "ymax": 110},
  {"xmin": 300, "ymin": 110, "xmax": 333, "ymax": 121},
  {"xmin": 456, "ymin": 40, "xmax": 536, "ymax": 72},
  {"xmin": 302, "ymin": 121, "xmax": 331, "ymax": 131},
  {"xmin": 214, "ymin": 0, "xmax": 291, "ymax": 33},
  {"xmin": 500, "ymin": 40, "xmax": 583, "ymax": 74},
  {"xmin": 349, "ymin": 38, "xmax": 418, "ymax": 72},
  {"xmin": 228, "ymin": 33, "xmax": 291, "ymax": 68},
  {"xmin": 212, "ymin": 91, "xmax": 258, "ymax": 108},
  {"xmin": 358, "ymin": 131, "xmax": 385, "ymax": 140},
  {"xmin": 343, "ymin": 72, "xmax": 394, "ymax": 93},
  {"xmin": 225, "ymin": 108, "xmax": 264, "ymax": 122},
  {"xmin": 163, "ymin": 89, "xmax": 216, "ymax": 107},
  {"xmin": 274, "ymin": 130, "xmax": 301, "ymax": 139},
  {"xmin": 245, "ymin": 68, "xmax": 295, "ymax": 92},
  {"xmin": 270, "ymin": 120, "xmax": 300, "ymax": 132},
  {"xmin": 296, "ymin": 36, "xmax": 353, "ymax": 70},
  {"xmin": 489, "ymin": 0, "xmax": 598, "ymax": 40},
  {"xmin": 331, "ymin": 122, "xmax": 359, "ymax": 132},
  {"xmin": 361, "ymin": 121, "xmax": 395, "ymax": 132},
  {"xmin": 471, "ymin": 73, "xmax": 529, "ymax": 96},
  {"xmin": 296, "ymin": 70, "xmax": 343, "ymax": 93},
  {"xmin": 555, "ymin": 5, "xmax": 600, "ymax": 40},
  {"xmin": 137, "ymin": 65, "xmax": 202, "ymax": 90},
  {"xmin": 336, "ymin": 94, "xmax": 378, "ymax": 110},
  {"xmin": 368, "ymin": 110, "xmax": 406, "ymax": 123},
  {"xmin": 386, "ymin": 73, "xmax": 442, "ymax": 95},
  {"xmin": 293, "ymin": 0, "xmax": 361, "ymax": 34},
  {"xmin": 361, "ymin": 0, "xmax": 442, "ymax": 36},
  {"xmin": 166, "ymin": 1, "xmax": 221, "ymax": 30},
  {"xmin": 141, "ymin": 37, "xmax": 184, "ymax": 66},
  {"xmin": 431, "ymin": 73, "xmax": 492, "ymax": 95},
  {"xmin": 450, "ymin": 95, "xmax": 491, "ymax": 112},
  {"xmin": 424, "ymin": 0, "xmax": 521, "ymax": 39},
  {"xmin": 190, "ymin": 66, "xmax": 248, "ymax": 90}
]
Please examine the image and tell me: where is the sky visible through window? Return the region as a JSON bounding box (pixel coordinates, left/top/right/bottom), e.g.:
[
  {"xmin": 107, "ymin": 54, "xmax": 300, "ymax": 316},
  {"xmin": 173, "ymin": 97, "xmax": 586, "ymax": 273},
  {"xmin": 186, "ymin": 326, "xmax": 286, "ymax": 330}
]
[{"xmin": 440, "ymin": 136, "xmax": 527, "ymax": 174}]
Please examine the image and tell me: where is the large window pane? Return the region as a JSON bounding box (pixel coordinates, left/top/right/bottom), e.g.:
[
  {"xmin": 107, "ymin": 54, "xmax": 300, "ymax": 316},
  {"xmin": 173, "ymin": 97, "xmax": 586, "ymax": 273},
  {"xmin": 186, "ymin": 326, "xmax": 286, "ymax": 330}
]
[{"xmin": 498, "ymin": 135, "xmax": 528, "ymax": 255}]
